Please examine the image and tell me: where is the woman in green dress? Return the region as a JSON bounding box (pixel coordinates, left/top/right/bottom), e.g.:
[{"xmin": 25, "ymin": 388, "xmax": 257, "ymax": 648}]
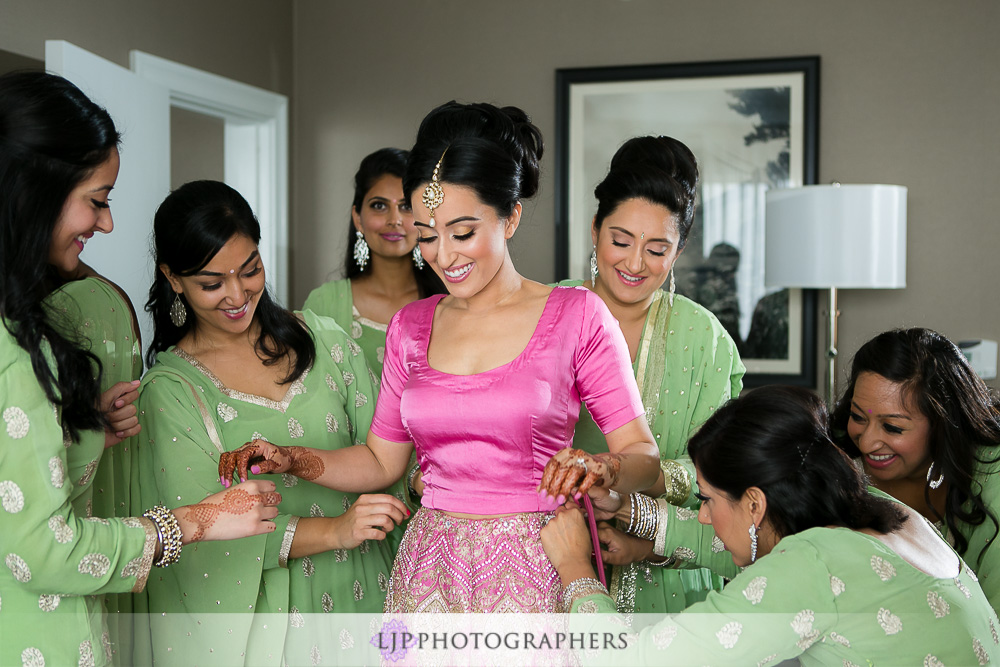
[
  {"xmin": 0, "ymin": 70, "xmax": 281, "ymax": 667},
  {"xmin": 303, "ymin": 148, "xmax": 445, "ymax": 539},
  {"xmin": 561, "ymin": 136, "xmax": 744, "ymax": 613},
  {"xmin": 136, "ymin": 180, "xmax": 408, "ymax": 665},
  {"xmin": 46, "ymin": 265, "xmax": 144, "ymax": 665},
  {"xmin": 830, "ymin": 328, "xmax": 1000, "ymax": 610},
  {"xmin": 303, "ymin": 147, "xmax": 445, "ymax": 379},
  {"xmin": 542, "ymin": 386, "xmax": 999, "ymax": 665}
]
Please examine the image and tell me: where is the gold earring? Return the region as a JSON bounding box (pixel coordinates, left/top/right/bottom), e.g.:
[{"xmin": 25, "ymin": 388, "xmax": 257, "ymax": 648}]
[{"xmin": 422, "ymin": 148, "xmax": 448, "ymax": 227}]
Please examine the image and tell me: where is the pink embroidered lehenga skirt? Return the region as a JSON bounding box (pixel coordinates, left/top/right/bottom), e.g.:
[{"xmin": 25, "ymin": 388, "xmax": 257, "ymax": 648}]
[{"xmin": 384, "ymin": 507, "xmax": 561, "ymax": 612}]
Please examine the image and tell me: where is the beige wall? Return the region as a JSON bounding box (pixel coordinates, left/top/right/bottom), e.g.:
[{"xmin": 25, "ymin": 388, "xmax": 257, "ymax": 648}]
[
  {"xmin": 0, "ymin": 0, "xmax": 293, "ymax": 95},
  {"xmin": 292, "ymin": 0, "xmax": 1000, "ymax": 392}
]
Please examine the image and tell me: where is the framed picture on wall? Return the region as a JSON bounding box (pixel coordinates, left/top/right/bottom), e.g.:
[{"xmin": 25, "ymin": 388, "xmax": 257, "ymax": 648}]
[{"xmin": 555, "ymin": 56, "xmax": 820, "ymax": 387}]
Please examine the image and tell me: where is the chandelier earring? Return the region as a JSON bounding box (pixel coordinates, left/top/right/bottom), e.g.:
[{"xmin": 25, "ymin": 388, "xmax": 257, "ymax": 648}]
[
  {"xmin": 169, "ymin": 294, "xmax": 187, "ymax": 328},
  {"xmin": 748, "ymin": 523, "xmax": 758, "ymax": 563},
  {"xmin": 353, "ymin": 230, "xmax": 370, "ymax": 271},
  {"xmin": 667, "ymin": 267, "xmax": 676, "ymax": 308},
  {"xmin": 926, "ymin": 462, "xmax": 945, "ymax": 490},
  {"xmin": 590, "ymin": 248, "xmax": 598, "ymax": 285},
  {"xmin": 412, "ymin": 244, "xmax": 425, "ymax": 270}
]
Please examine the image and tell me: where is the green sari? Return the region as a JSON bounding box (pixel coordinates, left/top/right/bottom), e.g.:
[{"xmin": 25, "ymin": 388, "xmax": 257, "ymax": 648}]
[
  {"xmin": 46, "ymin": 276, "xmax": 144, "ymax": 665},
  {"xmin": 303, "ymin": 278, "xmax": 415, "ymax": 543},
  {"xmin": 132, "ymin": 311, "xmax": 393, "ymax": 665},
  {"xmin": 560, "ymin": 281, "xmax": 745, "ymax": 613}
]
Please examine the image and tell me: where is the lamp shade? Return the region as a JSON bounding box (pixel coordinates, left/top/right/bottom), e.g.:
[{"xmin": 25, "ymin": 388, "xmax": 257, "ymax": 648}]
[{"xmin": 765, "ymin": 184, "xmax": 907, "ymax": 289}]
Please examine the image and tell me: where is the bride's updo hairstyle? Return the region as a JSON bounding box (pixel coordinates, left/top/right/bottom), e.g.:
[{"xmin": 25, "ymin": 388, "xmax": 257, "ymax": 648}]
[{"xmin": 402, "ymin": 101, "xmax": 543, "ymax": 219}]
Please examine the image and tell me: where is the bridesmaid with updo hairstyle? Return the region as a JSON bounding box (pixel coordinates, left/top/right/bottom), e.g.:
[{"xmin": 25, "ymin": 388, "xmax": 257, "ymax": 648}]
[
  {"xmin": 560, "ymin": 135, "xmax": 745, "ymax": 613},
  {"xmin": 222, "ymin": 101, "xmax": 660, "ymax": 612}
]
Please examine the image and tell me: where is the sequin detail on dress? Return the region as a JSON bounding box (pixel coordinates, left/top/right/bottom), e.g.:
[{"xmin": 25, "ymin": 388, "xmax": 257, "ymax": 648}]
[{"xmin": 384, "ymin": 508, "xmax": 561, "ymax": 612}]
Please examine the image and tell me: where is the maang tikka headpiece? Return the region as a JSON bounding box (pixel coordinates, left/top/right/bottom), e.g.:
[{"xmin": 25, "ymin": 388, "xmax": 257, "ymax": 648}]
[{"xmin": 422, "ymin": 148, "xmax": 448, "ymax": 227}]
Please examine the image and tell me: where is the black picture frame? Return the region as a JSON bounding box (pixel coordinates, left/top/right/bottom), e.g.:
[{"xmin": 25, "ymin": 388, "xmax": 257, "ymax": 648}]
[{"xmin": 555, "ymin": 56, "xmax": 819, "ymax": 387}]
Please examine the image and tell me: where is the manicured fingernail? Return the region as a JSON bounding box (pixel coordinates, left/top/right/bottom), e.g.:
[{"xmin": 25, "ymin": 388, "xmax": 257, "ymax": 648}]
[
  {"xmin": 132, "ymin": 380, "xmax": 141, "ymax": 385},
  {"xmin": 251, "ymin": 465, "xmax": 260, "ymax": 474},
  {"xmin": 220, "ymin": 476, "xmax": 225, "ymax": 486},
  {"xmin": 240, "ymin": 477, "xmax": 246, "ymax": 483},
  {"xmin": 556, "ymin": 494, "xmax": 566, "ymax": 504},
  {"xmin": 224, "ymin": 479, "xmax": 230, "ymax": 488},
  {"xmin": 574, "ymin": 492, "xmax": 582, "ymax": 501}
]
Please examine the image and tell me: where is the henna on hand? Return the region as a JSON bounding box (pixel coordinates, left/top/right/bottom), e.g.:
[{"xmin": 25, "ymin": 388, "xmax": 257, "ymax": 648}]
[
  {"xmin": 182, "ymin": 487, "xmax": 283, "ymax": 542},
  {"xmin": 285, "ymin": 446, "xmax": 325, "ymax": 481},
  {"xmin": 183, "ymin": 488, "xmax": 256, "ymax": 542},
  {"xmin": 593, "ymin": 453, "xmax": 623, "ymax": 488}
]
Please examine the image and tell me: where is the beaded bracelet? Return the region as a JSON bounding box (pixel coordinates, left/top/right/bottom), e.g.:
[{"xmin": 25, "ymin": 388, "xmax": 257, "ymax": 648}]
[
  {"xmin": 561, "ymin": 577, "xmax": 608, "ymax": 611},
  {"xmin": 142, "ymin": 505, "xmax": 183, "ymax": 567},
  {"xmin": 406, "ymin": 464, "xmax": 422, "ymax": 501}
]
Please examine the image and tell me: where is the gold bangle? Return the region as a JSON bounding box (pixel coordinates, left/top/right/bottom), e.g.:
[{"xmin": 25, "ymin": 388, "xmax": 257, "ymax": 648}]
[{"xmin": 142, "ymin": 506, "xmax": 182, "ymax": 567}]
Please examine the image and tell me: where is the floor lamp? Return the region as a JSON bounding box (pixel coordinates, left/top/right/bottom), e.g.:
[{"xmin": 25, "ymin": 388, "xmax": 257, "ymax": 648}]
[{"xmin": 764, "ymin": 184, "xmax": 907, "ymax": 406}]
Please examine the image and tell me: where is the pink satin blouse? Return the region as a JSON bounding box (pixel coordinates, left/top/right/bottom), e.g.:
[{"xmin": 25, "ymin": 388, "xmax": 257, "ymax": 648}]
[{"xmin": 370, "ymin": 286, "xmax": 643, "ymax": 514}]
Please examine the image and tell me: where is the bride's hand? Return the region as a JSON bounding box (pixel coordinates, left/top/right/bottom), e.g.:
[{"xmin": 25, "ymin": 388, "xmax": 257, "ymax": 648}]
[
  {"xmin": 218, "ymin": 440, "xmax": 326, "ymax": 487},
  {"xmin": 538, "ymin": 448, "xmax": 622, "ymax": 502}
]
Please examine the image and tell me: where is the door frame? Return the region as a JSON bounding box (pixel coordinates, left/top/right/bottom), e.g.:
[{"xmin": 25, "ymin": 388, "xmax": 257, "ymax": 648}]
[{"xmin": 130, "ymin": 51, "xmax": 289, "ymax": 305}]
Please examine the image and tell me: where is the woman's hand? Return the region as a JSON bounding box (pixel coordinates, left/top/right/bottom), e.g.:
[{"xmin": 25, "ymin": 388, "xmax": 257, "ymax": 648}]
[
  {"xmin": 538, "ymin": 448, "xmax": 622, "ymax": 502},
  {"xmin": 540, "ymin": 502, "xmax": 597, "ymax": 583},
  {"xmin": 173, "ymin": 479, "xmax": 281, "ymax": 543},
  {"xmin": 333, "ymin": 494, "xmax": 410, "ymax": 550},
  {"xmin": 218, "ymin": 440, "xmax": 325, "ymax": 486},
  {"xmin": 101, "ymin": 380, "xmax": 141, "ymax": 448},
  {"xmin": 596, "ymin": 522, "xmax": 654, "ymax": 565},
  {"xmin": 587, "ymin": 486, "xmax": 625, "ymax": 521}
]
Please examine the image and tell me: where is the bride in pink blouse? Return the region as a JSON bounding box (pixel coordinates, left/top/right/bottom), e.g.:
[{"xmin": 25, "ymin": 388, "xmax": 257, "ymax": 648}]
[{"xmin": 221, "ymin": 101, "xmax": 659, "ymax": 612}]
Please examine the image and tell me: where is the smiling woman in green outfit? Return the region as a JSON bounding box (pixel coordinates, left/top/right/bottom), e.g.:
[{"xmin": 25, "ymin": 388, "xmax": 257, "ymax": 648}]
[
  {"xmin": 0, "ymin": 71, "xmax": 280, "ymax": 667},
  {"xmin": 560, "ymin": 135, "xmax": 745, "ymax": 613}
]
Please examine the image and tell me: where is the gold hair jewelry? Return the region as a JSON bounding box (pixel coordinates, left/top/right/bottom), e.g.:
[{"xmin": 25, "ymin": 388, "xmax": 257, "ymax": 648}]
[{"xmin": 422, "ymin": 148, "xmax": 448, "ymax": 227}]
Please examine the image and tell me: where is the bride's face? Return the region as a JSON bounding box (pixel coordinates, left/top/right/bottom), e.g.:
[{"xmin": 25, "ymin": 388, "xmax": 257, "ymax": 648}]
[{"xmin": 411, "ymin": 183, "xmax": 518, "ymax": 300}]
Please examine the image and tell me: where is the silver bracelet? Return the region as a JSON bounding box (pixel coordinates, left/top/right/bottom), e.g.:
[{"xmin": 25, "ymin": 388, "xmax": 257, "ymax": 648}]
[
  {"xmin": 561, "ymin": 577, "xmax": 608, "ymax": 611},
  {"xmin": 624, "ymin": 493, "xmax": 658, "ymax": 542},
  {"xmin": 142, "ymin": 505, "xmax": 183, "ymax": 567},
  {"xmin": 627, "ymin": 493, "xmax": 637, "ymax": 533}
]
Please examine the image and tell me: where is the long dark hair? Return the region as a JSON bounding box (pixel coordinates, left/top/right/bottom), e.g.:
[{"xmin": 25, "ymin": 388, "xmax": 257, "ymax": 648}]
[
  {"xmin": 690, "ymin": 385, "xmax": 906, "ymax": 539},
  {"xmin": 593, "ymin": 135, "xmax": 699, "ymax": 250},
  {"xmin": 403, "ymin": 101, "xmax": 543, "ymax": 218},
  {"xmin": 145, "ymin": 180, "xmax": 315, "ymax": 381},
  {"xmin": 0, "ymin": 71, "xmax": 120, "ymax": 440},
  {"xmin": 343, "ymin": 147, "xmax": 444, "ymax": 298},
  {"xmin": 831, "ymin": 328, "xmax": 1000, "ymax": 559}
]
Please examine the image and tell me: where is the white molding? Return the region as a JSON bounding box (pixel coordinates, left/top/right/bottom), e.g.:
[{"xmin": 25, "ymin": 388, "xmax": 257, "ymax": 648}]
[{"xmin": 130, "ymin": 50, "xmax": 290, "ymax": 306}]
